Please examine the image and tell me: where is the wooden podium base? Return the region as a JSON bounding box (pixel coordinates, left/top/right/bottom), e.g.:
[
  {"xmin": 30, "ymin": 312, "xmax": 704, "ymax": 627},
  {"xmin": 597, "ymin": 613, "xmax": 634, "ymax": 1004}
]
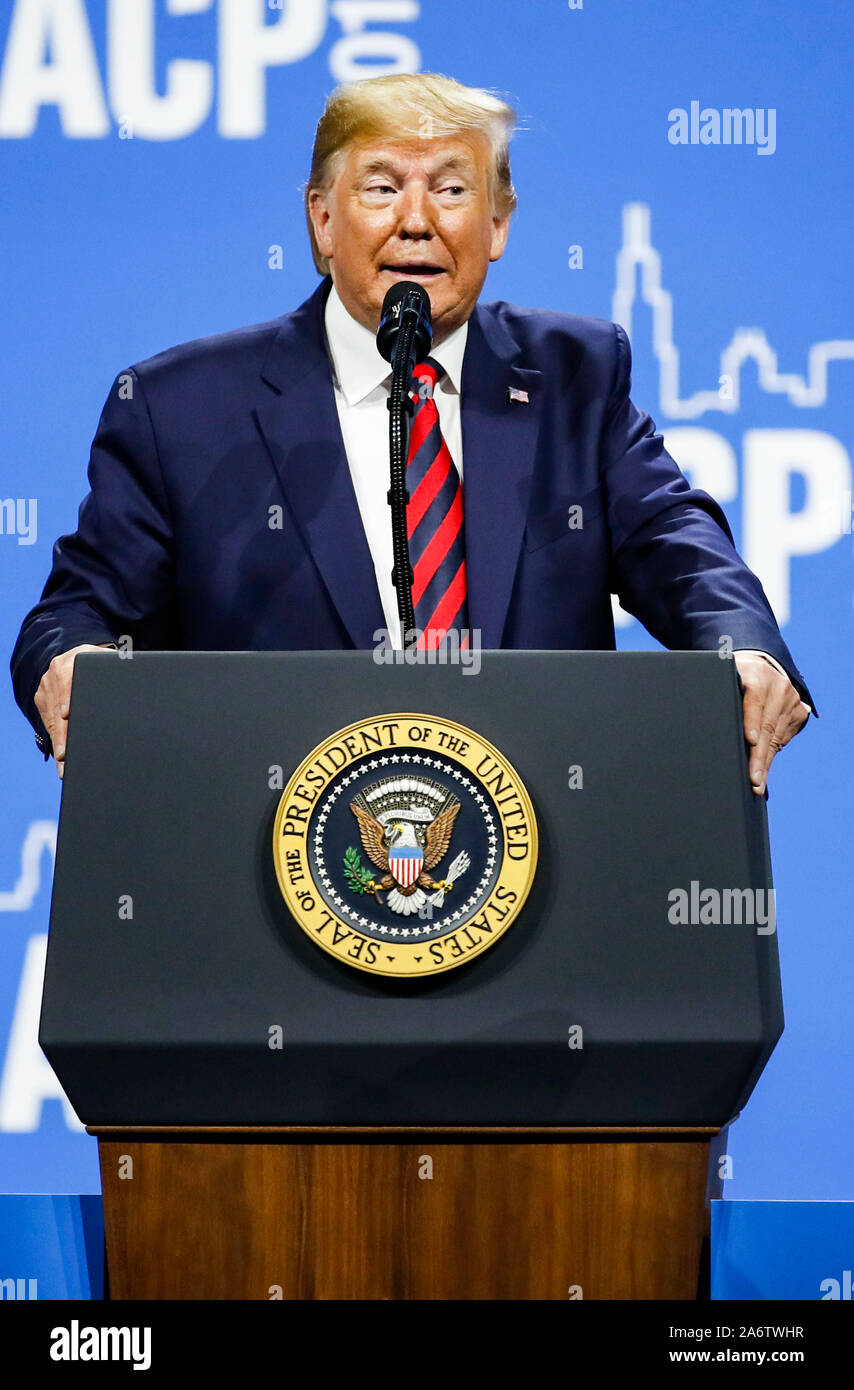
[{"xmin": 93, "ymin": 1126, "xmax": 720, "ymax": 1300}]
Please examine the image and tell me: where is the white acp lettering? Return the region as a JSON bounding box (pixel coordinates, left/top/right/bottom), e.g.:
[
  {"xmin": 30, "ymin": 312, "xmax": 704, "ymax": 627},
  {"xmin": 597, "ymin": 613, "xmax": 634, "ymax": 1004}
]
[
  {"xmin": 0, "ymin": 0, "xmax": 109, "ymax": 137},
  {"xmin": 218, "ymin": 0, "xmax": 327, "ymax": 138},
  {"xmin": 743, "ymin": 430, "xmax": 852, "ymax": 624},
  {"xmin": 0, "ymin": 936, "xmax": 84, "ymax": 1132},
  {"xmin": 108, "ymin": 0, "xmax": 214, "ymax": 141}
]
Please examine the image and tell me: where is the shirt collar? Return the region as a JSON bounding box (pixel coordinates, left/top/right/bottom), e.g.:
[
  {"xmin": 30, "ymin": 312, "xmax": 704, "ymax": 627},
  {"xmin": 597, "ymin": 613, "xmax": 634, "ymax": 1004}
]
[{"xmin": 323, "ymin": 281, "xmax": 469, "ymax": 406}]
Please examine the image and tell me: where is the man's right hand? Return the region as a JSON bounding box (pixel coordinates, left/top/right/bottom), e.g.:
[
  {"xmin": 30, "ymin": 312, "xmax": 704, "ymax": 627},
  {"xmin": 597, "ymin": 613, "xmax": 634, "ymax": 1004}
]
[{"xmin": 34, "ymin": 643, "xmax": 116, "ymax": 779}]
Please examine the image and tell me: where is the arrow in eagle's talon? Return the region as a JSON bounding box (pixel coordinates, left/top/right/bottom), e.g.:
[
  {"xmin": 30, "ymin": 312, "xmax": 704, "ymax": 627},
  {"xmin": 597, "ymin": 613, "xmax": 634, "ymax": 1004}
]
[{"xmin": 445, "ymin": 851, "xmax": 471, "ymax": 883}]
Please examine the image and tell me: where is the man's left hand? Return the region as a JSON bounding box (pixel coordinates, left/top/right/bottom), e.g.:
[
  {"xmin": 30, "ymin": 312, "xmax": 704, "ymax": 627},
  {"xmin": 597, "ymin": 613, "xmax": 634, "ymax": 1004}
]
[{"xmin": 733, "ymin": 652, "xmax": 809, "ymax": 796}]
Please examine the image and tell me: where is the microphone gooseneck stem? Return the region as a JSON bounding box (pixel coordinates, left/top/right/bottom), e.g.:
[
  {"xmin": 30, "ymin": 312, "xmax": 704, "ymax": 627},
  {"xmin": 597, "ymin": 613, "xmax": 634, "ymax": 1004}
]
[{"xmin": 387, "ymin": 313, "xmax": 418, "ymax": 648}]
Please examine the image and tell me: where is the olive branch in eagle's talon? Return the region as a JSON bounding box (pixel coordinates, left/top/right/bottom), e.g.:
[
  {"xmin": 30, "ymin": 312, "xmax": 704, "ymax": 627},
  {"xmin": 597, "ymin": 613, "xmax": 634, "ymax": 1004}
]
[{"xmin": 343, "ymin": 846, "xmax": 380, "ymax": 898}]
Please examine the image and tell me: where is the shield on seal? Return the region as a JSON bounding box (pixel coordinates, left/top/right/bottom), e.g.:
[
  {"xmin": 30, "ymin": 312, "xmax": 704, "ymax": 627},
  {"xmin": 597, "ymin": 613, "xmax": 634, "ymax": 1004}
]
[{"xmin": 388, "ymin": 845, "xmax": 424, "ymax": 888}]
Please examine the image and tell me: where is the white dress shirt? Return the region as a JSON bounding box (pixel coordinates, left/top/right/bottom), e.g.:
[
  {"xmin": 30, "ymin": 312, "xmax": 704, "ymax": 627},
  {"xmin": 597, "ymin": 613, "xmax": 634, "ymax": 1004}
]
[
  {"xmin": 324, "ymin": 282, "xmax": 468, "ymax": 648},
  {"xmin": 322, "ymin": 284, "xmax": 810, "ymax": 715}
]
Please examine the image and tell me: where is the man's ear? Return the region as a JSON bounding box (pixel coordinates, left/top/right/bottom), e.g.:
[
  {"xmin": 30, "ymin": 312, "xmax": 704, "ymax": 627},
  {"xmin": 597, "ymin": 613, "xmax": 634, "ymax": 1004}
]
[
  {"xmin": 308, "ymin": 188, "xmax": 334, "ymax": 259},
  {"xmin": 489, "ymin": 214, "xmax": 510, "ymax": 263}
]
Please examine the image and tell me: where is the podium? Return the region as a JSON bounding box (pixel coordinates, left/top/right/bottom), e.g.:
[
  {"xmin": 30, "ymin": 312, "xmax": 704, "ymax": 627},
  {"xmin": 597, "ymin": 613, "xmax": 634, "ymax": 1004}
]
[{"xmin": 40, "ymin": 651, "xmax": 782, "ymax": 1299}]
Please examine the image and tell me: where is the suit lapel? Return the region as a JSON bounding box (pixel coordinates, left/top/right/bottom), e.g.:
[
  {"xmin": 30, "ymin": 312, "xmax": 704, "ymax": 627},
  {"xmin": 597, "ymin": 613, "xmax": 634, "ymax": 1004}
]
[
  {"xmin": 254, "ymin": 277, "xmax": 385, "ymax": 647},
  {"xmin": 254, "ymin": 282, "xmax": 542, "ymax": 650},
  {"xmin": 461, "ymin": 305, "xmax": 542, "ymax": 647}
]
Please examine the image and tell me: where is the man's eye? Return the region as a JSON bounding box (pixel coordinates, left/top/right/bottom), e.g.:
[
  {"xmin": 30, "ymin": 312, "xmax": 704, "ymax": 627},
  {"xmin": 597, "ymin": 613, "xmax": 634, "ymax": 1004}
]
[
  {"xmin": 442, "ymin": 185, "xmax": 466, "ymax": 196},
  {"xmin": 366, "ymin": 183, "xmax": 396, "ymax": 195}
]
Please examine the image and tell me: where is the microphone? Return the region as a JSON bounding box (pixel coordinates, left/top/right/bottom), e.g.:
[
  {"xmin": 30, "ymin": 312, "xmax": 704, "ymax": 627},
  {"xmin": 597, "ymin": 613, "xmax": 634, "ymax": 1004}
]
[
  {"xmin": 376, "ymin": 281, "xmax": 433, "ymax": 372},
  {"xmin": 376, "ymin": 282, "xmax": 433, "ymax": 649}
]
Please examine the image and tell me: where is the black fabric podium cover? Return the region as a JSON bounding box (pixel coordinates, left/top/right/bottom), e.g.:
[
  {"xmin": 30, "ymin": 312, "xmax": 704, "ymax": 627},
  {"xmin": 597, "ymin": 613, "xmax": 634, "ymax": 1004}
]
[{"xmin": 40, "ymin": 651, "xmax": 783, "ymax": 1125}]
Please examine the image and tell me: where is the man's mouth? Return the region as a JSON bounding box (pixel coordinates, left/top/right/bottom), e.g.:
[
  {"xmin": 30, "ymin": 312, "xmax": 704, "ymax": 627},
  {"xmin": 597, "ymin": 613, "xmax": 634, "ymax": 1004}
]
[{"xmin": 381, "ymin": 264, "xmax": 446, "ymax": 279}]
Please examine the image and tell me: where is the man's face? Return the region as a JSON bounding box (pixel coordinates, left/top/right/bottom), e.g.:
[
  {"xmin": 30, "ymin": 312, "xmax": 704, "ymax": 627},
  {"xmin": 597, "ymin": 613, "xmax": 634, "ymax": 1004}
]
[{"xmin": 308, "ymin": 132, "xmax": 510, "ymax": 344}]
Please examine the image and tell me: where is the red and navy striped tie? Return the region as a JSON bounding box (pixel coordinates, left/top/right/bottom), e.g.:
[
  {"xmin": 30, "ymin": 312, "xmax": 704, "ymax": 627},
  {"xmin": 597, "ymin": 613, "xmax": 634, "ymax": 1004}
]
[{"xmin": 406, "ymin": 358, "xmax": 469, "ymax": 650}]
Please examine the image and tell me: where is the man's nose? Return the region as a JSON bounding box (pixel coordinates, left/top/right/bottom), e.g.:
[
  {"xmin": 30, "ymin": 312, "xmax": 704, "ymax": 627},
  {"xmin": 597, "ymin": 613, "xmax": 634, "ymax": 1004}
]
[{"xmin": 396, "ymin": 182, "xmax": 433, "ymax": 238}]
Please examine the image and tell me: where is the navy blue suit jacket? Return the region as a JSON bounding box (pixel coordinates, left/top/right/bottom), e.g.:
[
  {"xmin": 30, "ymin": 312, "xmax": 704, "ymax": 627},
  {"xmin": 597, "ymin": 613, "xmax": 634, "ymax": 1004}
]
[{"xmin": 11, "ymin": 274, "xmax": 812, "ymax": 752}]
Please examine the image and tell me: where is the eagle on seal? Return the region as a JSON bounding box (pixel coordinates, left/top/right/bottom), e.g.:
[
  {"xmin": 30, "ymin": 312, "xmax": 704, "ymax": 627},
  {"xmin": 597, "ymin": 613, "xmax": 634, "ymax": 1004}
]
[{"xmin": 349, "ymin": 798, "xmax": 466, "ymax": 917}]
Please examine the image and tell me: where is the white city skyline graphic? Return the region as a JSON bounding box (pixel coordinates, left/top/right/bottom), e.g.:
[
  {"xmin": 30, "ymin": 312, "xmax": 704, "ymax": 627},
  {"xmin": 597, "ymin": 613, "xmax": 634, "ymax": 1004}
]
[
  {"xmin": 0, "ymin": 821, "xmax": 56, "ymax": 913},
  {"xmin": 612, "ymin": 202, "xmax": 854, "ymax": 419}
]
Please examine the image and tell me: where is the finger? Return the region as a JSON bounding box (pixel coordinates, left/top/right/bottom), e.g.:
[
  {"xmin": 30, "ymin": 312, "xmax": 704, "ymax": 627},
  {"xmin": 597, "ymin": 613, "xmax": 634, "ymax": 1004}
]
[
  {"xmin": 750, "ymin": 725, "xmax": 776, "ymax": 791},
  {"xmin": 741, "ymin": 685, "xmax": 766, "ymax": 749},
  {"xmin": 751, "ymin": 702, "xmax": 789, "ymax": 792},
  {"xmin": 758, "ymin": 732, "xmax": 784, "ymax": 791},
  {"xmin": 742, "ymin": 690, "xmax": 770, "ymax": 792},
  {"xmin": 760, "ymin": 694, "xmax": 807, "ymax": 774},
  {"xmin": 765, "ymin": 709, "xmax": 808, "ymax": 770},
  {"xmin": 747, "ymin": 680, "xmax": 787, "ymax": 783},
  {"xmin": 56, "ymin": 663, "xmax": 79, "ymax": 724},
  {"xmin": 54, "ymin": 729, "xmax": 67, "ymax": 776},
  {"xmin": 47, "ymin": 710, "xmax": 69, "ymax": 764}
]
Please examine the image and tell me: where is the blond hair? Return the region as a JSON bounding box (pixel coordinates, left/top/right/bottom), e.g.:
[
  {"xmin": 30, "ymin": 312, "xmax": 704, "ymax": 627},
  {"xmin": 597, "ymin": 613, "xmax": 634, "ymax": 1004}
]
[{"xmin": 304, "ymin": 72, "xmax": 518, "ymax": 274}]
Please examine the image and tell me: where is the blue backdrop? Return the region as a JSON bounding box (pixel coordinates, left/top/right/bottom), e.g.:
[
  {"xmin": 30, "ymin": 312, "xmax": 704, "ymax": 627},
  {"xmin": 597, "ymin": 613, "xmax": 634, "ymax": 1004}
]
[{"xmin": 0, "ymin": 0, "xmax": 851, "ymax": 1203}]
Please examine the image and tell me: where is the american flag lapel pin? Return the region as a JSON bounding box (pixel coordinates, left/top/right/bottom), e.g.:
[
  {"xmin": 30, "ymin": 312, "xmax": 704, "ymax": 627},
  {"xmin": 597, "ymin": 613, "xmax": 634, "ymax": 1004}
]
[{"xmin": 508, "ymin": 385, "xmax": 529, "ymax": 404}]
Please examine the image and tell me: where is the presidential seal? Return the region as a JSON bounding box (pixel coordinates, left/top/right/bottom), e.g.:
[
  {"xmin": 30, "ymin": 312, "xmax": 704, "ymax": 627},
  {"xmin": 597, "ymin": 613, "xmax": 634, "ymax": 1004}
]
[{"xmin": 272, "ymin": 714, "xmax": 538, "ymax": 977}]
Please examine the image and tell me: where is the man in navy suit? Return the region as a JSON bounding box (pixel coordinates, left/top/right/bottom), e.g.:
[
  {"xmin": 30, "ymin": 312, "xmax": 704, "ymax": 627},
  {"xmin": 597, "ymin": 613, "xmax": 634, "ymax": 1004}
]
[{"xmin": 11, "ymin": 72, "xmax": 812, "ymax": 788}]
